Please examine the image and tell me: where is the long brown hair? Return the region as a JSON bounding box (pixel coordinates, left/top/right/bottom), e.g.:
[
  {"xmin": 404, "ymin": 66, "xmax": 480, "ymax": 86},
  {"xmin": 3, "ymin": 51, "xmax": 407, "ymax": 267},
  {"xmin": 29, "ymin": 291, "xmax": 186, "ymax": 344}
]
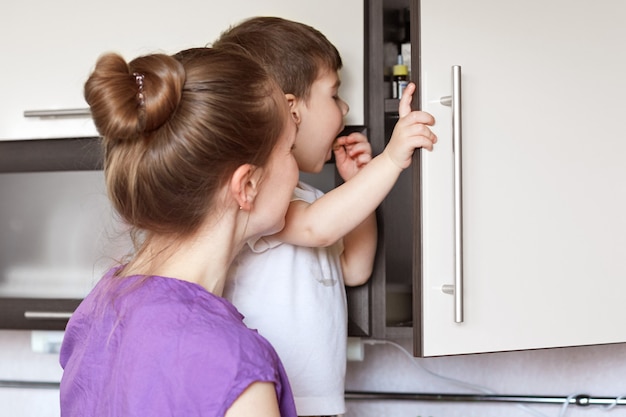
[{"xmin": 84, "ymin": 48, "xmax": 285, "ymax": 242}]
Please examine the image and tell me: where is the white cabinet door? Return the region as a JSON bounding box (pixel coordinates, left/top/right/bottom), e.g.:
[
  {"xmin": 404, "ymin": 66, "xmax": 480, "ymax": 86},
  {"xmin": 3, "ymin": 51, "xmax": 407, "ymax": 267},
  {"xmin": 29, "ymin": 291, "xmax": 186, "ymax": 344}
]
[
  {"xmin": 1, "ymin": 0, "xmax": 363, "ymax": 140},
  {"xmin": 418, "ymin": 0, "xmax": 626, "ymax": 356}
]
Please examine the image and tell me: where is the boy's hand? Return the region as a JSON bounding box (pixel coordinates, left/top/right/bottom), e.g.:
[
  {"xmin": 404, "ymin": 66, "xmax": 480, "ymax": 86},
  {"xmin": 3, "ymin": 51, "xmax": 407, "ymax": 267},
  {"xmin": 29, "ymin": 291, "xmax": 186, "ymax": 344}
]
[
  {"xmin": 333, "ymin": 131, "xmax": 373, "ymax": 181},
  {"xmin": 384, "ymin": 83, "xmax": 437, "ymax": 170}
]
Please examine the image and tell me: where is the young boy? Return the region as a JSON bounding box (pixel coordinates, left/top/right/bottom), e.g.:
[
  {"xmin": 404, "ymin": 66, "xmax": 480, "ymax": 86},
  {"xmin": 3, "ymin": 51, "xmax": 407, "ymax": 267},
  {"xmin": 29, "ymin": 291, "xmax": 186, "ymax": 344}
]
[{"xmin": 213, "ymin": 17, "xmax": 436, "ymax": 416}]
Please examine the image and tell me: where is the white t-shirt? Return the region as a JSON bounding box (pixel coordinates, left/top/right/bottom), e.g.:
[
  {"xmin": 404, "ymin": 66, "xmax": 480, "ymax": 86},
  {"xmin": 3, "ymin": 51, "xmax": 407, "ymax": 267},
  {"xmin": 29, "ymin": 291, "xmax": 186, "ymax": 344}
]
[{"xmin": 224, "ymin": 182, "xmax": 347, "ymax": 416}]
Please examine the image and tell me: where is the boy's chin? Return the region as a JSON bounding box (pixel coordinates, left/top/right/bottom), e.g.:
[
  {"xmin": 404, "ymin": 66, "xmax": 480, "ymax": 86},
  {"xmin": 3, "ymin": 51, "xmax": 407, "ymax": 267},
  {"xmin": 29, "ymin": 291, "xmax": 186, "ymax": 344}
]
[
  {"xmin": 311, "ymin": 164, "xmax": 326, "ymax": 174},
  {"xmin": 299, "ymin": 164, "xmax": 325, "ymax": 174}
]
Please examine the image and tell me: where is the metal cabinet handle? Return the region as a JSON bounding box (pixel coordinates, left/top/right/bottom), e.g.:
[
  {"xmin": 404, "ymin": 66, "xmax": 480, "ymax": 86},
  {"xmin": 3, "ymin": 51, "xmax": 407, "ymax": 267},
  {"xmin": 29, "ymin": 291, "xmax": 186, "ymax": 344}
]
[
  {"xmin": 24, "ymin": 311, "xmax": 73, "ymax": 320},
  {"xmin": 23, "ymin": 108, "xmax": 91, "ymax": 118},
  {"xmin": 440, "ymin": 65, "xmax": 464, "ymax": 323},
  {"xmin": 0, "ymin": 380, "xmax": 60, "ymax": 389}
]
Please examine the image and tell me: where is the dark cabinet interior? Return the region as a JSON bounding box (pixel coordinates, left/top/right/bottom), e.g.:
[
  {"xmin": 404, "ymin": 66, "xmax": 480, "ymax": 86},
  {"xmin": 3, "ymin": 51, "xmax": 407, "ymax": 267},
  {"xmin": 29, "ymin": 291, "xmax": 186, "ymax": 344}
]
[{"xmin": 344, "ymin": 0, "xmax": 417, "ymax": 341}]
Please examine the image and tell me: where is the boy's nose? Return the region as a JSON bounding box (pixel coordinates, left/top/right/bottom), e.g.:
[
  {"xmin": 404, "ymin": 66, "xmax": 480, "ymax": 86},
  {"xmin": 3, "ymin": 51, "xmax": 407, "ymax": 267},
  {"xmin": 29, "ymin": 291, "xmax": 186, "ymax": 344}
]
[{"xmin": 341, "ymin": 99, "xmax": 349, "ymax": 116}]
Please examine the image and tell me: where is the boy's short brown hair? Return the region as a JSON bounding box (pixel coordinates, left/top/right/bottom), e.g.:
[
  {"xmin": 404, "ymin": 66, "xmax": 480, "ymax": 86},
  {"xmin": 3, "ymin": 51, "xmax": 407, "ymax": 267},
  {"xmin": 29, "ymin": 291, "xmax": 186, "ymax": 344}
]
[{"xmin": 213, "ymin": 16, "xmax": 343, "ymax": 101}]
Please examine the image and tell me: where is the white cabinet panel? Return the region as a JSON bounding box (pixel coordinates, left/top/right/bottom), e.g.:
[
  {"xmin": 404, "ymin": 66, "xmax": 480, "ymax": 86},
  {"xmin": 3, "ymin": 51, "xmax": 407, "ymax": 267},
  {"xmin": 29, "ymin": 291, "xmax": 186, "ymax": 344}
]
[
  {"xmin": 1, "ymin": 0, "xmax": 363, "ymax": 140},
  {"xmin": 418, "ymin": 0, "xmax": 626, "ymax": 356}
]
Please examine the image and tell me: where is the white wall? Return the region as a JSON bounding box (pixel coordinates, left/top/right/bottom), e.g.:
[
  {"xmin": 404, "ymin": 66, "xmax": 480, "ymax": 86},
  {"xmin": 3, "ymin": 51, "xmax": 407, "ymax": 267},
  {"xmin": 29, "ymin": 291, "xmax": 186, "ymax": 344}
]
[
  {"xmin": 0, "ymin": 330, "xmax": 61, "ymax": 417},
  {"xmin": 346, "ymin": 338, "xmax": 626, "ymax": 417}
]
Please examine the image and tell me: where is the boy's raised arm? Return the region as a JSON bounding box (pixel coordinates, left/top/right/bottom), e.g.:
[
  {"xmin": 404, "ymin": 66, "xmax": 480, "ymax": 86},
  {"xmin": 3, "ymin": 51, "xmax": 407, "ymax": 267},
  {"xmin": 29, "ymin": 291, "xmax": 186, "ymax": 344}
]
[{"xmin": 274, "ymin": 83, "xmax": 437, "ymax": 248}]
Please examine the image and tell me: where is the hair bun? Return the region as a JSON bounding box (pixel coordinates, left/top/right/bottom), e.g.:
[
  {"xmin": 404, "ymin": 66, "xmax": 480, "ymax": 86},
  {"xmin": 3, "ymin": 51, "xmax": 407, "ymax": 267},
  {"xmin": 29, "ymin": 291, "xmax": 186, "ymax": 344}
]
[{"xmin": 85, "ymin": 53, "xmax": 185, "ymax": 142}]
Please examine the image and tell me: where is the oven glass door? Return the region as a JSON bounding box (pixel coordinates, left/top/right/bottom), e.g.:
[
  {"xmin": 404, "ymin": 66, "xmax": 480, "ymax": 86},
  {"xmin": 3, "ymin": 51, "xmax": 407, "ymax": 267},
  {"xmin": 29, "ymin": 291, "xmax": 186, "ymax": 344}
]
[
  {"xmin": 0, "ymin": 146, "xmax": 133, "ymax": 330},
  {"xmin": 0, "ymin": 170, "xmax": 131, "ymax": 299}
]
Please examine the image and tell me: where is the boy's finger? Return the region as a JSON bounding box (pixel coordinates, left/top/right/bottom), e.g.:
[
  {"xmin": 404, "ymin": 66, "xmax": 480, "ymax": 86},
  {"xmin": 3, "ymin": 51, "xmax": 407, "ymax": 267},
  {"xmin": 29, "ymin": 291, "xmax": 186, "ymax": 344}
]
[
  {"xmin": 343, "ymin": 132, "xmax": 367, "ymax": 145},
  {"xmin": 398, "ymin": 82, "xmax": 416, "ymax": 118},
  {"xmin": 333, "ymin": 136, "xmax": 347, "ymax": 147}
]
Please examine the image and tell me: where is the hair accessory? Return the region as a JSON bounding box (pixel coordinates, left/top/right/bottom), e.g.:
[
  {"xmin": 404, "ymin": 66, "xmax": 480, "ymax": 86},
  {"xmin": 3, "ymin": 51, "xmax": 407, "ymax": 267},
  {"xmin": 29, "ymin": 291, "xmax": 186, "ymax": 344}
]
[{"xmin": 133, "ymin": 72, "xmax": 145, "ymax": 107}]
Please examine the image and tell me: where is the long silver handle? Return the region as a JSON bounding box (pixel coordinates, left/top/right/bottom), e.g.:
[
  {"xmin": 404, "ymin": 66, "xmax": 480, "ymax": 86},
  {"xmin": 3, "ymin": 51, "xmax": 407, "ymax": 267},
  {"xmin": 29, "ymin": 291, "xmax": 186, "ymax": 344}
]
[
  {"xmin": 23, "ymin": 108, "xmax": 91, "ymax": 118},
  {"xmin": 0, "ymin": 380, "xmax": 60, "ymax": 390},
  {"xmin": 24, "ymin": 311, "xmax": 73, "ymax": 320},
  {"xmin": 440, "ymin": 65, "xmax": 464, "ymax": 323}
]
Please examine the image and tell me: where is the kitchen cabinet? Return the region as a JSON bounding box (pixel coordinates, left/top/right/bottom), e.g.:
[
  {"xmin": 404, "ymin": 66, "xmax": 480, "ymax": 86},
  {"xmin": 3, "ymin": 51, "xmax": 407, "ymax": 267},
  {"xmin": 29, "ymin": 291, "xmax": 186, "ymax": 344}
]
[
  {"xmin": 0, "ymin": 0, "xmax": 363, "ymax": 141},
  {"xmin": 365, "ymin": 0, "xmax": 626, "ymax": 356},
  {"xmin": 0, "ymin": 0, "xmax": 365, "ymax": 329}
]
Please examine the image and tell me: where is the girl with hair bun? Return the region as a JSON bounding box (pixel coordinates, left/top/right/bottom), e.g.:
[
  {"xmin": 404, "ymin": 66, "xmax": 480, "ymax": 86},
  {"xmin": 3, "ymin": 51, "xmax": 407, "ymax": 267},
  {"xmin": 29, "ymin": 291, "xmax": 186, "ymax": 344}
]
[{"xmin": 59, "ymin": 47, "xmax": 298, "ymax": 417}]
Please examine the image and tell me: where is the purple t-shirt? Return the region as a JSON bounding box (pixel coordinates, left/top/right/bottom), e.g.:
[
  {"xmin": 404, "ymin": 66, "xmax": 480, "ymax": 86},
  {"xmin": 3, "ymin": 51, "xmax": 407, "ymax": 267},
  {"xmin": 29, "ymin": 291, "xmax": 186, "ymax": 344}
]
[{"xmin": 60, "ymin": 268, "xmax": 296, "ymax": 417}]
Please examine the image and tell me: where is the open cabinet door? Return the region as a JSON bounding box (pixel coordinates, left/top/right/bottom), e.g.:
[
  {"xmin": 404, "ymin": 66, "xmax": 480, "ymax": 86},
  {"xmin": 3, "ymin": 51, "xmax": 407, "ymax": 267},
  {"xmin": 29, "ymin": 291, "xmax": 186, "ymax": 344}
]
[{"xmin": 416, "ymin": 0, "xmax": 626, "ymax": 356}]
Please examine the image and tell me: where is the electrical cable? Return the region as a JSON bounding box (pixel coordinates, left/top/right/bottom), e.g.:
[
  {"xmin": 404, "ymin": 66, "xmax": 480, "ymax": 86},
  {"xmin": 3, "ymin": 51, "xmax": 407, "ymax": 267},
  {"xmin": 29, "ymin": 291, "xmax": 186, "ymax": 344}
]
[{"xmin": 357, "ymin": 339, "xmax": 626, "ymax": 417}]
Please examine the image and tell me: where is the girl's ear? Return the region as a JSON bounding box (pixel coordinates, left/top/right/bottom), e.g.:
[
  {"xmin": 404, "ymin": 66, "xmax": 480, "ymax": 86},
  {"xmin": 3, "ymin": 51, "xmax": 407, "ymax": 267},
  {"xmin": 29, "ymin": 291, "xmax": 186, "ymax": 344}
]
[
  {"xmin": 285, "ymin": 93, "xmax": 301, "ymax": 125},
  {"xmin": 230, "ymin": 164, "xmax": 262, "ymax": 211}
]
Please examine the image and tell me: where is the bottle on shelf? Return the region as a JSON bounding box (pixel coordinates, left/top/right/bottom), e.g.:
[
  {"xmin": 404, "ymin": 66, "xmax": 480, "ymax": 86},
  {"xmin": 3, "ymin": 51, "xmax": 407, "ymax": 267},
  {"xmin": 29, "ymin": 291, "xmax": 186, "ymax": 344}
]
[{"xmin": 392, "ymin": 55, "xmax": 409, "ymax": 99}]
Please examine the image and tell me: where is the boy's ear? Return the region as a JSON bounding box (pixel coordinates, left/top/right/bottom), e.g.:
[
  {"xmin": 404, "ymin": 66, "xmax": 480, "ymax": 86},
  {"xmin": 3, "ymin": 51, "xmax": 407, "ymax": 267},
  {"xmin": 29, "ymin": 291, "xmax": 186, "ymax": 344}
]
[
  {"xmin": 230, "ymin": 164, "xmax": 262, "ymax": 210},
  {"xmin": 285, "ymin": 93, "xmax": 301, "ymax": 125}
]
